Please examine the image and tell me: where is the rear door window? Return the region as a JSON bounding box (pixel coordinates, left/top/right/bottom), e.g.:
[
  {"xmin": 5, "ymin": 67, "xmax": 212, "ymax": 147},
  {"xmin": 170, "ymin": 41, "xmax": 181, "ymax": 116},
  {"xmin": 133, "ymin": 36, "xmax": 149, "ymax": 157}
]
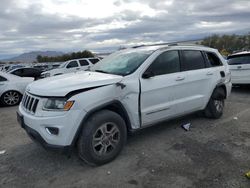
[
  {"xmin": 181, "ymin": 50, "xmax": 206, "ymax": 71},
  {"xmin": 228, "ymin": 54, "xmax": 250, "ymax": 65},
  {"xmin": 79, "ymin": 60, "xmax": 89, "ymax": 66}
]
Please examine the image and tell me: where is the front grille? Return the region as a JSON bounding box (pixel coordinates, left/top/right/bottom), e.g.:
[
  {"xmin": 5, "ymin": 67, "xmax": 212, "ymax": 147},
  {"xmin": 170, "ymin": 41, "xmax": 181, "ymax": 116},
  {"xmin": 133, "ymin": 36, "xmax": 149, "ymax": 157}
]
[{"xmin": 22, "ymin": 93, "xmax": 39, "ymax": 114}]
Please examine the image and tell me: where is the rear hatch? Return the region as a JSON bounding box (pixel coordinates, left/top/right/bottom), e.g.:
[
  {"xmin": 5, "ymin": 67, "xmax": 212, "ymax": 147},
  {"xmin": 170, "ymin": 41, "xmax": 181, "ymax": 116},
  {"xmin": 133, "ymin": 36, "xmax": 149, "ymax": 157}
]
[{"xmin": 228, "ymin": 53, "xmax": 250, "ymax": 83}]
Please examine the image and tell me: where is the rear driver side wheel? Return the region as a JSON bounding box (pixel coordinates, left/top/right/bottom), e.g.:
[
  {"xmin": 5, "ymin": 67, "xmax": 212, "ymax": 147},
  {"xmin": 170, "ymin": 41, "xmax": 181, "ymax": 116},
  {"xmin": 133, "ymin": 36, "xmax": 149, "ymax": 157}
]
[
  {"xmin": 0, "ymin": 91, "xmax": 22, "ymax": 106},
  {"xmin": 204, "ymin": 98, "xmax": 224, "ymax": 119}
]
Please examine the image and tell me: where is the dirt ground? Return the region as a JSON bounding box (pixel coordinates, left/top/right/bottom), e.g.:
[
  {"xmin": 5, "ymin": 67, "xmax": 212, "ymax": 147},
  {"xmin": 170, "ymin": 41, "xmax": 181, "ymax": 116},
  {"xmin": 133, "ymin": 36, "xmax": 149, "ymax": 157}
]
[{"xmin": 0, "ymin": 86, "xmax": 250, "ymax": 188}]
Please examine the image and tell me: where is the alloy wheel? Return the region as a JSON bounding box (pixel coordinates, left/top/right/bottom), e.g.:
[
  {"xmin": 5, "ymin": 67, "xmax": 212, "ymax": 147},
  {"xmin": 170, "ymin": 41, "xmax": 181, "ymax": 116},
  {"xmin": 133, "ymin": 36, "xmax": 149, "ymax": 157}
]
[
  {"xmin": 92, "ymin": 122, "xmax": 120, "ymax": 156},
  {"xmin": 3, "ymin": 91, "xmax": 20, "ymax": 106},
  {"xmin": 214, "ymin": 100, "xmax": 224, "ymax": 113}
]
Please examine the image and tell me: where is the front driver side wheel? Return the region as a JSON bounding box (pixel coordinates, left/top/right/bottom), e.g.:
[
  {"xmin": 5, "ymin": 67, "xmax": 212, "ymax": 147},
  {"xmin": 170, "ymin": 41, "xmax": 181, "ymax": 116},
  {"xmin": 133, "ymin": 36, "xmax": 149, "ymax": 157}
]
[{"xmin": 77, "ymin": 110, "xmax": 127, "ymax": 166}]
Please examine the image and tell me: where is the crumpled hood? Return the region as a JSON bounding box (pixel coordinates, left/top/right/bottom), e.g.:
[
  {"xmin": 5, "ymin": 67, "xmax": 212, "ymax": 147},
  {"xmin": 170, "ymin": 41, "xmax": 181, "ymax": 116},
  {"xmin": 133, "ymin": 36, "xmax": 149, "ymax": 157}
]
[{"xmin": 27, "ymin": 71, "xmax": 123, "ymax": 97}]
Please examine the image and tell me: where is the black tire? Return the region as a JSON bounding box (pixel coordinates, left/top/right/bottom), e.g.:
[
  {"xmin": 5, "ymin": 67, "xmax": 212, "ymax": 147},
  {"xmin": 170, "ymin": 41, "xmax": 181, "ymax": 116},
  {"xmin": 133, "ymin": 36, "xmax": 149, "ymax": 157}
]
[
  {"xmin": 204, "ymin": 97, "xmax": 224, "ymax": 119},
  {"xmin": 0, "ymin": 90, "xmax": 22, "ymax": 106},
  {"xmin": 77, "ymin": 110, "xmax": 127, "ymax": 166}
]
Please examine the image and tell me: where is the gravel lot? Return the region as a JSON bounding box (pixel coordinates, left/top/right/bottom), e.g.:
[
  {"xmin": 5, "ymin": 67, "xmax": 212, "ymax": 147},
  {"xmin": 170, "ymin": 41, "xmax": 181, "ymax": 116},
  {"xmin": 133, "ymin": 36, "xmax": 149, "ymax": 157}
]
[{"xmin": 0, "ymin": 87, "xmax": 250, "ymax": 188}]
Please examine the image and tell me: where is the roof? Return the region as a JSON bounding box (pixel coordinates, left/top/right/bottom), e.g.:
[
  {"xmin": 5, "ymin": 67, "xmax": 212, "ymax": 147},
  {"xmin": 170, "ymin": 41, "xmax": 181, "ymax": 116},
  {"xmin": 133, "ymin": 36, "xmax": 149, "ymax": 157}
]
[
  {"xmin": 129, "ymin": 43, "xmax": 216, "ymax": 53},
  {"xmin": 230, "ymin": 51, "xmax": 250, "ymax": 56}
]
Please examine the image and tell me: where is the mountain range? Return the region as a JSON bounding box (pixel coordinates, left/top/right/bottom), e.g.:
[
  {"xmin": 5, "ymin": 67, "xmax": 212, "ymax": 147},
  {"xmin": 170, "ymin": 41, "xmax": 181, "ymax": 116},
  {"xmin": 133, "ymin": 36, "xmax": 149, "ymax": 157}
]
[{"xmin": 1, "ymin": 51, "xmax": 64, "ymax": 63}]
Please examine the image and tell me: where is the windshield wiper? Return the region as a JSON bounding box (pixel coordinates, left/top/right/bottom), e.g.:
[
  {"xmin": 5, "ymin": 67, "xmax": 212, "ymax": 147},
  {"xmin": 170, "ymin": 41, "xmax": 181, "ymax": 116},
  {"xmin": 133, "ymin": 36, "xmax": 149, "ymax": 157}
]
[{"xmin": 94, "ymin": 69, "xmax": 124, "ymax": 76}]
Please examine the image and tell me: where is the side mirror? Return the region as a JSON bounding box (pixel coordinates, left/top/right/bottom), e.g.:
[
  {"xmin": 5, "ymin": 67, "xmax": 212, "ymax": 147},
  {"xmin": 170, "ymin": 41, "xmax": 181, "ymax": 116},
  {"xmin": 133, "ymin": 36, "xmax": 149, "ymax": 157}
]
[{"xmin": 142, "ymin": 71, "xmax": 154, "ymax": 79}]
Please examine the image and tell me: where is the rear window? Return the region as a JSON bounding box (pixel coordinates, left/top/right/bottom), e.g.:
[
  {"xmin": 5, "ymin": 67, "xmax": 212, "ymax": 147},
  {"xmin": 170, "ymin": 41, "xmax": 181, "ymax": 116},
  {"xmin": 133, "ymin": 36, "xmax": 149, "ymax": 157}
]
[{"xmin": 228, "ymin": 54, "xmax": 250, "ymax": 65}]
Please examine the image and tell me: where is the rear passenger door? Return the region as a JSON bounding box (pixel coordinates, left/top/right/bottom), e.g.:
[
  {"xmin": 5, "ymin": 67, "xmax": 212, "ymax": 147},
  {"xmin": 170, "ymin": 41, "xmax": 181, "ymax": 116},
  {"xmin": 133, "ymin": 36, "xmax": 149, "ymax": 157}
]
[
  {"xmin": 228, "ymin": 54, "xmax": 250, "ymax": 84},
  {"xmin": 79, "ymin": 59, "xmax": 90, "ymax": 71},
  {"xmin": 176, "ymin": 50, "xmax": 213, "ymax": 114},
  {"xmin": 140, "ymin": 50, "xmax": 187, "ymax": 126}
]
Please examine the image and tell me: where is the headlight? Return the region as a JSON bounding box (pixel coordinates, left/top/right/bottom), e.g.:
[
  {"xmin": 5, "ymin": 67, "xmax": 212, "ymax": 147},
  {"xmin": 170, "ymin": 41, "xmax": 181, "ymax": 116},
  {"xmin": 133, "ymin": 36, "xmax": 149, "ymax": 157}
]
[{"xmin": 43, "ymin": 98, "xmax": 74, "ymax": 111}]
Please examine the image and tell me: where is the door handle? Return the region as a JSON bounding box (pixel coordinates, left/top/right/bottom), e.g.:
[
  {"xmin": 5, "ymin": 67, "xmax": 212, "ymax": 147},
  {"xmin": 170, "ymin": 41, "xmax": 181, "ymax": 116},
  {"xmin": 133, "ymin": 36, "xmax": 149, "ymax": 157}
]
[
  {"xmin": 175, "ymin": 76, "xmax": 185, "ymax": 81},
  {"xmin": 206, "ymin": 72, "xmax": 213, "ymax": 76},
  {"xmin": 76, "ymin": 68, "xmax": 80, "ymax": 70},
  {"xmin": 237, "ymin": 66, "xmax": 242, "ymax": 69}
]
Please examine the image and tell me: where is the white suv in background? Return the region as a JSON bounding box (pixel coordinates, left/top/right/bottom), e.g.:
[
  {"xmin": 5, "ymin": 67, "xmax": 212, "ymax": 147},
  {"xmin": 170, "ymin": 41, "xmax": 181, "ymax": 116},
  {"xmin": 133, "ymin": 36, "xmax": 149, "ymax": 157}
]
[
  {"xmin": 41, "ymin": 57, "xmax": 100, "ymax": 77},
  {"xmin": 227, "ymin": 51, "xmax": 250, "ymax": 84},
  {"xmin": 17, "ymin": 44, "xmax": 231, "ymax": 166}
]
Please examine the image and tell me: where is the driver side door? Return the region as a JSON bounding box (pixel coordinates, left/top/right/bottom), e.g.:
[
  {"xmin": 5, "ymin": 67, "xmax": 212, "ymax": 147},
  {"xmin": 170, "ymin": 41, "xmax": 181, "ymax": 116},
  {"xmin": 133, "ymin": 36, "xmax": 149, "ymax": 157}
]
[{"xmin": 140, "ymin": 50, "xmax": 187, "ymax": 126}]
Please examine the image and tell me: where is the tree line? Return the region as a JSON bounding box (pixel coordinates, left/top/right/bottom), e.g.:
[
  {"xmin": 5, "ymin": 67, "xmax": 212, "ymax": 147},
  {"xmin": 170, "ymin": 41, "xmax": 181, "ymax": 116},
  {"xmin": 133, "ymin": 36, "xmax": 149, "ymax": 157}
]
[
  {"xmin": 36, "ymin": 50, "xmax": 95, "ymax": 63},
  {"xmin": 200, "ymin": 32, "xmax": 250, "ymax": 56}
]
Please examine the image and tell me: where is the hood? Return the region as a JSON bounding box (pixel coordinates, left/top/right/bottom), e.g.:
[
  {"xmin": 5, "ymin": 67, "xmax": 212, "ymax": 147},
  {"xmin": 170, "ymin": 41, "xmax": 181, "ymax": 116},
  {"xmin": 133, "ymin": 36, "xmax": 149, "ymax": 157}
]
[{"xmin": 27, "ymin": 71, "xmax": 123, "ymax": 97}]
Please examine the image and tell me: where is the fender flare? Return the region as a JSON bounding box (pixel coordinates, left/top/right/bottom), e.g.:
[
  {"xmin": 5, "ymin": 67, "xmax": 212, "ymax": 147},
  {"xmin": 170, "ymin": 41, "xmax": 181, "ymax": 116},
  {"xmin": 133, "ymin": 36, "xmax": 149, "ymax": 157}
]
[
  {"xmin": 211, "ymin": 83, "xmax": 227, "ymax": 100},
  {"xmin": 70, "ymin": 100, "xmax": 132, "ymax": 147}
]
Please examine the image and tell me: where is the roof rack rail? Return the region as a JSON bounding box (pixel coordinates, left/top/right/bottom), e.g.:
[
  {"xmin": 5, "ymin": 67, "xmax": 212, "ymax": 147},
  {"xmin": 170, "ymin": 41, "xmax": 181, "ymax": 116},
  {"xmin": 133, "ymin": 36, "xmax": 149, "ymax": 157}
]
[{"xmin": 132, "ymin": 42, "xmax": 205, "ymax": 48}]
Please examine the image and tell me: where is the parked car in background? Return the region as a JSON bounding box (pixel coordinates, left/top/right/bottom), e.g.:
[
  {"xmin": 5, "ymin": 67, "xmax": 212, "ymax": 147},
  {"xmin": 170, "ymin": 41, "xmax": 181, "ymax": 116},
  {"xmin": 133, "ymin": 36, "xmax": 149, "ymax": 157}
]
[
  {"xmin": 0, "ymin": 72, "xmax": 33, "ymax": 106},
  {"xmin": 40, "ymin": 57, "xmax": 100, "ymax": 78},
  {"xmin": 1, "ymin": 64, "xmax": 25, "ymax": 72},
  {"xmin": 18, "ymin": 44, "xmax": 231, "ymax": 165},
  {"xmin": 8, "ymin": 67, "xmax": 43, "ymax": 80},
  {"xmin": 227, "ymin": 51, "xmax": 250, "ymax": 85},
  {"xmin": 33, "ymin": 62, "xmax": 61, "ymax": 72}
]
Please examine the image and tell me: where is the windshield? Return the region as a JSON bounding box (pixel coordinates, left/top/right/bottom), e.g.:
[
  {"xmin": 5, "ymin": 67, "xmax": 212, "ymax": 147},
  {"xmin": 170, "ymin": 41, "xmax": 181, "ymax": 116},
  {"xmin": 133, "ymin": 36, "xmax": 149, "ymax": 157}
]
[
  {"xmin": 228, "ymin": 54, "xmax": 250, "ymax": 65},
  {"xmin": 91, "ymin": 50, "xmax": 153, "ymax": 76}
]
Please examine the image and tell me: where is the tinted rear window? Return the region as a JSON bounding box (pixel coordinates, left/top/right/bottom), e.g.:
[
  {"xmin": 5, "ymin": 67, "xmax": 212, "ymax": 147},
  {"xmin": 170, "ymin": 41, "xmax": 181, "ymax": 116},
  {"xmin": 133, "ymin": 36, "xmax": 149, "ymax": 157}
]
[{"xmin": 228, "ymin": 54, "xmax": 250, "ymax": 65}]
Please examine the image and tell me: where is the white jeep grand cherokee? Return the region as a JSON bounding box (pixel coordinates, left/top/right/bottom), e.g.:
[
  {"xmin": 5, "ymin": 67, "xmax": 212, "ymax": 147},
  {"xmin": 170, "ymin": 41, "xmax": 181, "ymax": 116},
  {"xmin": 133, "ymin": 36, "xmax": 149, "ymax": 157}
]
[{"xmin": 17, "ymin": 44, "xmax": 232, "ymax": 166}]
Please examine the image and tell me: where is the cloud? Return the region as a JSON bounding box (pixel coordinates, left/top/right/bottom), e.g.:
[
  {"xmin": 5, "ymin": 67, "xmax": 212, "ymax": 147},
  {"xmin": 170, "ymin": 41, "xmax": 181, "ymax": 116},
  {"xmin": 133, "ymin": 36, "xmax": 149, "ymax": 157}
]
[{"xmin": 0, "ymin": 0, "xmax": 249, "ymax": 59}]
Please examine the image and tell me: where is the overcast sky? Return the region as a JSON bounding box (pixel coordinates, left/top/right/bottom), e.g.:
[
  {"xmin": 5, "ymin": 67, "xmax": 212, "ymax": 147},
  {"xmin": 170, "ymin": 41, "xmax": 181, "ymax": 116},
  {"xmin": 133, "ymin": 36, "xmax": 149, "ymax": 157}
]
[{"xmin": 0, "ymin": 0, "xmax": 250, "ymax": 59}]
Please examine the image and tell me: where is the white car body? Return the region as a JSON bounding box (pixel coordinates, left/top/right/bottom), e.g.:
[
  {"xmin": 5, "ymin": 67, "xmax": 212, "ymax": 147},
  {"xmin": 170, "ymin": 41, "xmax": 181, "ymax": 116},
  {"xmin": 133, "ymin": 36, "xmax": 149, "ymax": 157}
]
[
  {"xmin": 18, "ymin": 45, "xmax": 231, "ymax": 163},
  {"xmin": 41, "ymin": 58, "xmax": 100, "ymax": 78},
  {"xmin": 227, "ymin": 51, "xmax": 250, "ymax": 84},
  {"xmin": 0, "ymin": 72, "xmax": 34, "ymax": 99}
]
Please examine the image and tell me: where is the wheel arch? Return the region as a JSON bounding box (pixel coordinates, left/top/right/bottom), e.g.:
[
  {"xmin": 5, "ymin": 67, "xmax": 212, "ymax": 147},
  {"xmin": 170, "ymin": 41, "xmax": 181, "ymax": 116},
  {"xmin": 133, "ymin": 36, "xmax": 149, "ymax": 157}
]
[
  {"xmin": 0, "ymin": 89, "xmax": 23, "ymax": 98},
  {"xmin": 71, "ymin": 100, "xmax": 132, "ymax": 147},
  {"xmin": 211, "ymin": 83, "xmax": 227, "ymax": 100}
]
